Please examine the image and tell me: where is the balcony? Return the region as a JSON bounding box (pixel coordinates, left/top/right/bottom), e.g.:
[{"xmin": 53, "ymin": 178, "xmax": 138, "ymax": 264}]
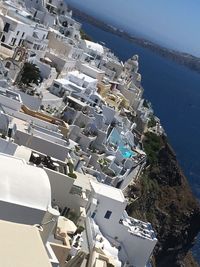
[
  {"xmin": 25, "ymin": 35, "xmax": 48, "ymax": 46},
  {"xmin": 119, "ymin": 211, "xmax": 157, "ymax": 241}
]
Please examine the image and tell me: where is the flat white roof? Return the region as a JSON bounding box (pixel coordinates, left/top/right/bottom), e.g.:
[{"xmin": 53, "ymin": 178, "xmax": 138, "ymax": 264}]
[
  {"xmin": 3, "ymin": 14, "xmax": 24, "ymax": 24},
  {"xmin": 0, "ymin": 88, "xmax": 22, "ymax": 102},
  {"xmin": 66, "ymin": 95, "xmax": 87, "ymax": 107},
  {"xmin": 0, "ymin": 154, "xmax": 51, "ymax": 210},
  {"xmin": 74, "ymin": 171, "xmax": 96, "ymax": 192},
  {"xmin": 84, "ymin": 40, "xmax": 104, "ymax": 55},
  {"xmin": 54, "ymin": 79, "xmax": 85, "ymax": 91},
  {"xmin": 69, "ymin": 70, "xmax": 97, "ymax": 84},
  {"xmin": 91, "ymin": 181, "xmax": 125, "ymax": 202},
  {"xmin": 14, "ymin": 145, "xmax": 32, "ymax": 162},
  {"xmin": 81, "ymin": 63, "xmax": 105, "ymax": 74},
  {"xmin": 0, "ymin": 220, "xmax": 52, "ymax": 267}
]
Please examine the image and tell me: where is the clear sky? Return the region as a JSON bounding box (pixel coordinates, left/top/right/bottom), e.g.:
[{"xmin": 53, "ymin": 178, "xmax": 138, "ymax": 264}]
[{"xmin": 65, "ymin": 0, "xmax": 200, "ymax": 56}]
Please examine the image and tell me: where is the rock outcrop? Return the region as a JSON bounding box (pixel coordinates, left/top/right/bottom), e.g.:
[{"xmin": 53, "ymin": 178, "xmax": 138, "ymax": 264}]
[{"xmin": 126, "ymin": 133, "xmax": 200, "ymax": 267}]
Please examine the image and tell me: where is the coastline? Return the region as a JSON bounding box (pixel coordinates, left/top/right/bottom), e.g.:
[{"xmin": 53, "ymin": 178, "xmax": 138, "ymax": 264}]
[
  {"xmin": 67, "ymin": 5, "xmax": 200, "ymax": 266},
  {"xmin": 69, "ymin": 5, "xmax": 200, "ymax": 75}
]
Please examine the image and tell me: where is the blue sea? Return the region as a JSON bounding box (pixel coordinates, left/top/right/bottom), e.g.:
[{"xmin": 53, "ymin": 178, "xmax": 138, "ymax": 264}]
[{"xmin": 78, "ymin": 20, "xmax": 200, "ymax": 262}]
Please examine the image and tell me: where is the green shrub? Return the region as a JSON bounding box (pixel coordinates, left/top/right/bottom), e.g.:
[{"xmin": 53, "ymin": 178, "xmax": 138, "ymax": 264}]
[
  {"xmin": 143, "ymin": 99, "xmax": 149, "ymax": 108},
  {"xmin": 148, "ymin": 115, "xmax": 157, "ymax": 128},
  {"xmin": 67, "ymin": 162, "xmax": 74, "ymax": 173},
  {"xmin": 80, "ymin": 29, "xmax": 92, "ymax": 41},
  {"xmin": 76, "ymin": 226, "xmax": 85, "ymax": 233},
  {"xmin": 68, "ymin": 173, "xmax": 77, "ymax": 179},
  {"xmin": 80, "ymin": 123, "xmax": 85, "ymax": 128},
  {"xmin": 67, "ymin": 210, "xmax": 79, "ymax": 223},
  {"xmin": 143, "ymin": 132, "xmax": 162, "ymax": 165}
]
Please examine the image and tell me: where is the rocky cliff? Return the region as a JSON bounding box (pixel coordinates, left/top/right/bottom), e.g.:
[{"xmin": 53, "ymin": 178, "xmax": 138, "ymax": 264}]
[{"xmin": 126, "ymin": 132, "xmax": 200, "ymax": 267}]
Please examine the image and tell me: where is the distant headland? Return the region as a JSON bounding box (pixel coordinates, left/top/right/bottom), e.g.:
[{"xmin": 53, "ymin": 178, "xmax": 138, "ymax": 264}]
[{"xmin": 69, "ymin": 5, "xmax": 200, "ymax": 75}]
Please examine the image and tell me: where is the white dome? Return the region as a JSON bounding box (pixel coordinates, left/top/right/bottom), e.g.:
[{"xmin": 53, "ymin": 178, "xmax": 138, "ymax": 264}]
[
  {"xmin": 0, "ymin": 154, "xmax": 51, "ymax": 210},
  {"xmin": 132, "ymin": 54, "xmax": 139, "ymax": 61},
  {"xmin": 126, "ymin": 55, "xmax": 139, "ymax": 69},
  {"xmin": 136, "ymin": 73, "xmax": 141, "ymax": 82},
  {"xmin": 84, "ymin": 40, "xmax": 104, "ymax": 55}
]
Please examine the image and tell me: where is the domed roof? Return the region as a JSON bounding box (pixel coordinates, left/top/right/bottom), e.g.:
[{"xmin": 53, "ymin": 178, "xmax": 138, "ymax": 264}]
[
  {"xmin": 132, "ymin": 54, "xmax": 139, "ymax": 61},
  {"xmin": 0, "ymin": 154, "xmax": 51, "ymax": 210},
  {"xmin": 126, "ymin": 55, "xmax": 139, "ymax": 68},
  {"xmin": 84, "ymin": 40, "xmax": 104, "ymax": 55},
  {"xmin": 0, "ymin": 18, "xmax": 4, "ymax": 32},
  {"xmin": 136, "ymin": 73, "xmax": 141, "ymax": 82}
]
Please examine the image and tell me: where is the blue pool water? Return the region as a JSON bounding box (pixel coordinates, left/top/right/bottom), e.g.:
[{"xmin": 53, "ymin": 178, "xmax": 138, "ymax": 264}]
[
  {"xmin": 108, "ymin": 128, "xmax": 135, "ymax": 158},
  {"xmin": 119, "ymin": 146, "xmax": 134, "ymax": 158}
]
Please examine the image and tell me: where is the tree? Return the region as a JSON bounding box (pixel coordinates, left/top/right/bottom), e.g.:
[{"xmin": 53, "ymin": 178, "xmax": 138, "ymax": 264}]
[
  {"xmin": 19, "ymin": 62, "xmax": 41, "ymax": 86},
  {"xmin": 80, "ymin": 29, "xmax": 92, "ymax": 41}
]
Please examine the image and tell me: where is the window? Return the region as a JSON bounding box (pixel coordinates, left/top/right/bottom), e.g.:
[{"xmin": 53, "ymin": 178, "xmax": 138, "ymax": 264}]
[
  {"xmin": 5, "ymin": 62, "xmax": 11, "ymax": 69},
  {"xmin": 15, "ymin": 51, "xmax": 22, "ymax": 61},
  {"xmin": 91, "ymin": 212, "xmax": 96, "ymax": 218},
  {"xmin": 62, "ymin": 21, "xmax": 68, "ymax": 27},
  {"xmin": 104, "ymin": 210, "xmax": 112, "ymax": 219},
  {"xmin": 16, "ymin": 31, "xmax": 20, "ymax": 36},
  {"xmin": 18, "ymin": 39, "xmax": 23, "ymax": 46},
  {"xmin": 53, "ymin": 83, "xmax": 60, "ymax": 88},
  {"xmin": 22, "ymin": 32, "xmax": 25, "ymax": 38},
  {"xmin": 10, "ymin": 38, "xmax": 16, "ymax": 46},
  {"xmin": 3, "ymin": 23, "xmax": 10, "ymax": 33},
  {"xmin": 1, "ymin": 35, "xmax": 5, "ymax": 43}
]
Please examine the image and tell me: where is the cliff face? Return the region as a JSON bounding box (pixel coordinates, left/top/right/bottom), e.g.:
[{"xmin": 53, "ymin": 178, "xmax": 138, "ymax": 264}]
[{"xmin": 126, "ymin": 133, "xmax": 200, "ymax": 267}]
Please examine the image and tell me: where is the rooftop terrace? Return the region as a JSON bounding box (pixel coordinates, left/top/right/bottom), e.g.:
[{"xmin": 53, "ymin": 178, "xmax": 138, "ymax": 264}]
[
  {"xmin": 120, "ymin": 211, "xmax": 157, "ymax": 241},
  {"xmin": 0, "ymin": 88, "xmax": 21, "ymax": 102}
]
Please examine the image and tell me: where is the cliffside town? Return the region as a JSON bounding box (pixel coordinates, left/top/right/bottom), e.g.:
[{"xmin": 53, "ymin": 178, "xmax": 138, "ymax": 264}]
[{"xmin": 0, "ymin": 0, "xmax": 199, "ymax": 267}]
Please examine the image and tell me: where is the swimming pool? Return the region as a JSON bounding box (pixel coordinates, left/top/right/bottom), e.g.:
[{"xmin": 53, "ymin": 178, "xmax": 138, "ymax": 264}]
[
  {"xmin": 119, "ymin": 146, "xmax": 135, "ymax": 158},
  {"xmin": 108, "ymin": 128, "xmax": 135, "ymax": 158}
]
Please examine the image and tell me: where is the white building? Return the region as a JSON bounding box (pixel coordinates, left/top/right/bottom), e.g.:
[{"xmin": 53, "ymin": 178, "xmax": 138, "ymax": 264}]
[
  {"xmin": 0, "ymin": 153, "xmax": 52, "ymax": 225},
  {"xmin": 86, "ymin": 181, "xmax": 157, "ymax": 267},
  {"xmin": 77, "ymin": 62, "xmax": 105, "ymax": 82},
  {"xmin": 0, "ymin": 87, "xmax": 22, "ymax": 111},
  {"xmin": 80, "ymin": 40, "xmax": 104, "ymax": 65},
  {"xmin": 0, "ymin": 6, "xmax": 49, "ymax": 57},
  {"xmin": 50, "ymin": 70, "xmax": 98, "ymax": 97}
]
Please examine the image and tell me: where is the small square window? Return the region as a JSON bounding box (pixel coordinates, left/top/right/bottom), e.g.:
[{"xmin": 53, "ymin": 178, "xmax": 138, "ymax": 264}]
[
  {"xmin": 5, "ymin": 62, "xmax": 11, "ymax": 69},
  {"xmin": 104, "ymin": 210, "xmax": 112, "ymax": 219},
  {"xmin": 91, "ymin": 212, "xmax": 96, "ymax": 218}
]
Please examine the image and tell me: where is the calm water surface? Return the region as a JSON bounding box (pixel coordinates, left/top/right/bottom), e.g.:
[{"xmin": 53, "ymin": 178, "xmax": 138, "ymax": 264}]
[{"xmin": 79, "ymin": 20, "xmax": 200, "ymax": 262}]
